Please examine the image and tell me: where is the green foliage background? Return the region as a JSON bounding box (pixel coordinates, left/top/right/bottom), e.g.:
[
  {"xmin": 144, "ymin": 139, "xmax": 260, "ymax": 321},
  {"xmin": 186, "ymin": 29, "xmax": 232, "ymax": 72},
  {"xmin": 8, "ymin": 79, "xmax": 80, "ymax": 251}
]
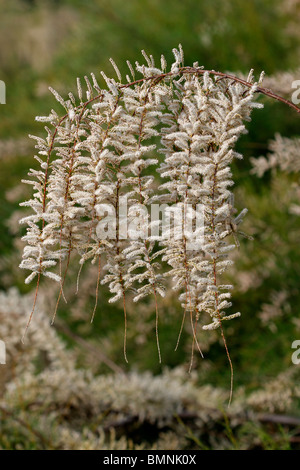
[{"xmin": 0, "ymin": 0, "xmax": 300, "ymax": 449}]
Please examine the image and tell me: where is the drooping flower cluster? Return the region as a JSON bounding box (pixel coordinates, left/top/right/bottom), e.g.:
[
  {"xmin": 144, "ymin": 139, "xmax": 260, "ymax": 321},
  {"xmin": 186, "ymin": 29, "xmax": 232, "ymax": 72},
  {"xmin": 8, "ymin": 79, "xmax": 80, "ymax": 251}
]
[
  {"xmin": 157, "ymin": 66, "xmax": 263, "ymax": 335},
  {"xmin": 19, "ymin": 46, "xmax": 264, "ymax": 360}
]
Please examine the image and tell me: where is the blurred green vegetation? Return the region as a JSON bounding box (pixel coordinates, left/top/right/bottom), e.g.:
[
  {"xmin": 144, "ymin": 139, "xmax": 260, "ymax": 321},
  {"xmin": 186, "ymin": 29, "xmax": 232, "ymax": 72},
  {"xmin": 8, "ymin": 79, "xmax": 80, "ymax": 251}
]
[{"xmin": 0, "ymin": 0, "xmax": 300, "ymax": 449}]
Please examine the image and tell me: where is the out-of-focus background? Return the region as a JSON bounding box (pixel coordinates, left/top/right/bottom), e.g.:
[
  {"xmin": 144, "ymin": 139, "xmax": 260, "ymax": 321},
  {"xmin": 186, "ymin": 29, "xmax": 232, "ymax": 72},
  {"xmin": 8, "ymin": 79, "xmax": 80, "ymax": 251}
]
[{"xmin": 0, "ymin": 0, "xmax": 300, "ymax": 450}]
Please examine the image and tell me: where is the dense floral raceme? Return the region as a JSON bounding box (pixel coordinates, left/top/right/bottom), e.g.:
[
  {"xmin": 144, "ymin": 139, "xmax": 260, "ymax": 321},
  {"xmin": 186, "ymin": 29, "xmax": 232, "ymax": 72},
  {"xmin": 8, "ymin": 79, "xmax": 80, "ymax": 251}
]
[{"xmin": 19, "ymin": 46, "xmax": 264, "ymax": 364}]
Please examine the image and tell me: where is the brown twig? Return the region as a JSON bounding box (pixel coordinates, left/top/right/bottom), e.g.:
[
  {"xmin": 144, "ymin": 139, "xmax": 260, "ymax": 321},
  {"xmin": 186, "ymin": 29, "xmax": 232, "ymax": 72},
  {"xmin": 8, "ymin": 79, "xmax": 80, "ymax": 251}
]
[
  {"xmin": 257, "ymin": 413, "xmax": 300, "ymax": 427},
  {"xmin": 53, "ymin": 320, "xmax": 124, "ymax": 374},
  {"xmin": 116, "ymin": 67, "xmax": 300, "ymax": 115}
]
